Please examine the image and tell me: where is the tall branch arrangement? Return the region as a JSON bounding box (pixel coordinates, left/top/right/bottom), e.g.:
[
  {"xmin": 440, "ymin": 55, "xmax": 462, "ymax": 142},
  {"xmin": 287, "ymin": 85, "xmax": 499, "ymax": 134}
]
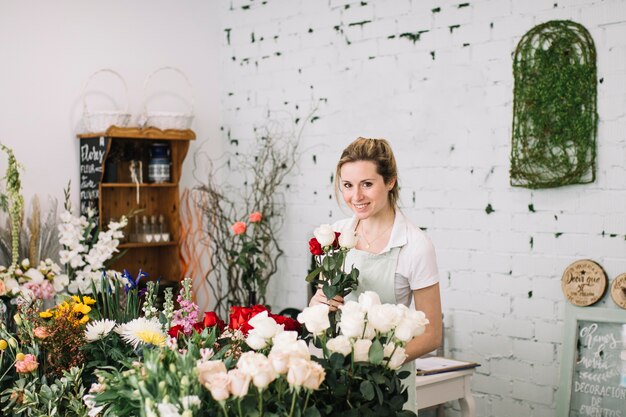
[
  {"xmin": 194, "ymin": 115, "xmax": 309, "ymax": 315},
  {"xmin": 0, "ymin": 144, "xmax": 24, "ymax": 270}
]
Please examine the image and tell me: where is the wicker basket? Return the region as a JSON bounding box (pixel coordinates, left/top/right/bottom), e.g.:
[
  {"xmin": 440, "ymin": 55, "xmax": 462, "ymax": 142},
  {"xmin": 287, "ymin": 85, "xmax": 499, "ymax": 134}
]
[
  {"xmin": 140, "ymin": 66, "xmax": 194, "ymax": 130},
  {"xmin": 81, "ymin": 69, "xmax": 131, "ymax": 133}
]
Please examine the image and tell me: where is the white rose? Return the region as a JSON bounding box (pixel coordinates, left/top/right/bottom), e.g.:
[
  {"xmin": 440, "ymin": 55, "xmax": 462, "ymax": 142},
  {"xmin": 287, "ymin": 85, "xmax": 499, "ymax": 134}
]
[
  {"xmin": 251, "ymin": 359, "xmax": 277, "ymax": 390},
  {"xmin": 271, "ymin": 331, "xmax": 298, "ymax": 351},
  {"xmin": 268, "ymin": 350, "xmax": 291, "ymax": 374},
  {"xmin": 21, "ymin": 259, "xmax": 30, "ymax": 269},
  {"xmin": 338, "ymin": 228, "xmax": 358, "ymax": 249},
  {"xmin": 326, "ymin": 335, "xmax": 352, "ymax": 356},
  {"xmin": 248, "ymin": 311, "xmax": 282, "ymax": 339},
  {"xmin": 338, "ymin": 301, "xmax": 365, "ymax": 338},
  {"xmin": 204, "ymin": 372, "xmax": 230, "ymax": 401},
  {"xmin": 367, "ymin": 304, "xmax": 403, "ymax": 334},
  {"xmin": 157, "ymin": 403, "xmax": 181, "ymax": 417},
  {"xmin": 23, "ymin": 268, "xmax": 45, "ymax": 283},
  {"xmin": 196, "ymin": 360, "xmax": 227, "ymax": 385},
  {"xmin": 314, "ymin": 224, "xmax": 336, "ymax": 247},
  {"xmin": 228, "ymin": 369, "xmax": 251, "ymax": 397},
  {"xmin": 395, "ymin": 310, "xmax": 429, "ymax": 342},
  {"xmin": 383, "ymin": 343, "xmax": 407, "ymax": 370},
  {"xmin": 287, "ymin": 357, "xmax": 311, "ymax": 387},
  {"xmin": 302, "ymin": 361, "xmax": 326, "ymax": 391},
  {"xmin": 297, "ymin": 304, "xmax": 330, "ymax": 335},
  {"xmin": 353, "ymin": 339, "xmax": 372, "ymax": 362},
  {"xmin": 357, "ymin": 291, "xmax": 381, "ymax": 311},
  {"xmin": 246, "ymin": 330, "xmax": 268, "ymax": 350}
]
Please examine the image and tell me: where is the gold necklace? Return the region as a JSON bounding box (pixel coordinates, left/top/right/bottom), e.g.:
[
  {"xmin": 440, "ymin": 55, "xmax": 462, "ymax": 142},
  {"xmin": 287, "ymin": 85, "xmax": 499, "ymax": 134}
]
[{"xmin": 359, "ymin": 222, "xmax": 393, "ymax": 249}]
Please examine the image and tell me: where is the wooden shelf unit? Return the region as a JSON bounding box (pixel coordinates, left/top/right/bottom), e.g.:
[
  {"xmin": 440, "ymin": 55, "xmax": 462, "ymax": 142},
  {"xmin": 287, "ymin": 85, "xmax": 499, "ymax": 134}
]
[{"xmin": 77, "ymin": 126, "xmax": 195, "ymax": 284}]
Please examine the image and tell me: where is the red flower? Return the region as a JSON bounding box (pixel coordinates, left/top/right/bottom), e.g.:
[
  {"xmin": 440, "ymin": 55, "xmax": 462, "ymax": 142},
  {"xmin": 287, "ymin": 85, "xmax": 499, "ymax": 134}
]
[
  {"xmin": 332, "ymin": 231, "xmax": 341, "ymax": 249},
  {"xmin": 192, "ymin": 322, "xmax": 206, "ymax": 333},
  {"xmin": 168, "ymin": 324, "xmax": 185, "ymax": 338},
  {"xmin": 229, "ymin": 304, "xmax": 268, "ymax": 335},
  {"xmin": 309, "ymin": 237, "xmax": 323, "ymax": 255},
  {"xmin": 203, "ymin": 311, "xmax": 226, "ymax": 331},
  {"xmin": 231, "ymin": 221, "xmax": 247, "ymax": 235},
  {"xmin": 249, "ymin": 212, "xmax": 262, "ymax": 223},
  {"xmin": 270, "ymin": 314, "xmax": 301, "ymax": 333}
]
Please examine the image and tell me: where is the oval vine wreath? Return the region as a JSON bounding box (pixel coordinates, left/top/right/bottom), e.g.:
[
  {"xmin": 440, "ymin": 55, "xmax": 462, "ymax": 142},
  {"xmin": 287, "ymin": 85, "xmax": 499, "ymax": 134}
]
[{"xmin": 510, "ymin": 20, "xmax": 598, "ymax": 189}]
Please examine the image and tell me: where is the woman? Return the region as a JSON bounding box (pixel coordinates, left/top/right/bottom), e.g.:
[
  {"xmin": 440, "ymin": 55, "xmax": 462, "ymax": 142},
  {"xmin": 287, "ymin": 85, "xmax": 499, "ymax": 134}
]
[{"xmin": 310, "ymin": 137, "xmax": 442, "ymax": 413}]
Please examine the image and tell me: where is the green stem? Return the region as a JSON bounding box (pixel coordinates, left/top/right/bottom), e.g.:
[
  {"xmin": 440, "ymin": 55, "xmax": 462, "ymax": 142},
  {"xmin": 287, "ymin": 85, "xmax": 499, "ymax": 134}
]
[
  {"xmin": 303, "ymin": 390, "xmax": 311, "ymax": 412},
  {"xmin": 219, "ymin": 402, "xmax": 229, "ymax": 417},
  {"xmin": 258, "ymin": 388, "xmax": 263, "ymax": 416},
  {"xmin": 288, "ymin": 390, "xmax": 297, "ymax": 417},
  {"xmin": 237, "ymin": 398, "xmax": 243, "ymax": 417}
]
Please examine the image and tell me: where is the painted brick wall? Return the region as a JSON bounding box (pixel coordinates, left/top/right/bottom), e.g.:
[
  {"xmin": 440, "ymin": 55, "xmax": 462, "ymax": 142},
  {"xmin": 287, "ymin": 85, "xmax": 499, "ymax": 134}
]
[{"xmin": 216, "ymin": 0, "xmax": 626, "ymax": 415}]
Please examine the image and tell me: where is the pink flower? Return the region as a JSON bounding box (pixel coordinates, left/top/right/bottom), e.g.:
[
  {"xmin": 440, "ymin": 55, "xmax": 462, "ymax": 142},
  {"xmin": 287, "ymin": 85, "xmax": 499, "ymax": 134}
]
[
  {"xmin": 249, "ymin": 212, "xmax": 262, "ymax": 223},
  {"xmin": 22, "ymin": 281, "xmax": 55, "ymax": 300},
  {"xmin": 0, "ymin": 279, "xmax": 6, "ymax": 296},
  {"xmin": 231, "ymin": 222, "xmax": 247, "ymax": 235},
  {"xmin": 15, "ymin": 354, "xmax": 39, "ymax": 373},
  {"xmin": 33, "ymin": 327, "xmax": 50, "ymax": 339}
]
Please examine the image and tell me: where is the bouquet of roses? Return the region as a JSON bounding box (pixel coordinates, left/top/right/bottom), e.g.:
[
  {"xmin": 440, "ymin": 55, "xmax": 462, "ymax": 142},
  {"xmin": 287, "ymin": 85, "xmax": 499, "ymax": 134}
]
[
  {"xmin": 297, "ymin": 291, "xmax": 429, "ymax": 417},
  {"xmin": 306, "ymin": 224, "xmax": 359, "ymax": 301}
]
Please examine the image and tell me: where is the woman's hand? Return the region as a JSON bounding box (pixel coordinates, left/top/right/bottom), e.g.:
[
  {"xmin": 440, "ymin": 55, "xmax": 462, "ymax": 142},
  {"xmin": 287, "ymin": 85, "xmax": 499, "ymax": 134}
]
[{"xmin": 309, "ymin": 288, "xmax": 344, "ymax": 311}]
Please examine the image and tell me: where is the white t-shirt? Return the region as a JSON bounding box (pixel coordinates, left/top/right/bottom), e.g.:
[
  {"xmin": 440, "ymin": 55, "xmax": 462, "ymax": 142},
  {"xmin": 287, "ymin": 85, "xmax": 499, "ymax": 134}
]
[{"xmin": 332, "ymin": 211, "xmax": 439, "ymax": 306}]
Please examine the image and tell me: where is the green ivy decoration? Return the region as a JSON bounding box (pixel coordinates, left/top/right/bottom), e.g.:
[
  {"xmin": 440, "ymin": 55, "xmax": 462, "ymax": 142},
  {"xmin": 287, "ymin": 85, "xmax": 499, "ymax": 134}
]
[
  {"xmin": 0, "ymin": 144, "xmax": 24, "ymax": 269},
  {"xmin": 510, "ymin": 20, "xmax": 598, "ymax": 189}
]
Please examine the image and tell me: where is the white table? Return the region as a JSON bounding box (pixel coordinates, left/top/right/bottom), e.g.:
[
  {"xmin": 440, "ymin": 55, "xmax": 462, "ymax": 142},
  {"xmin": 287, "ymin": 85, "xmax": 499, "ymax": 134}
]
[{"xmin": 415, "ymin": 368, "xmax": 476, "ymax": 417}]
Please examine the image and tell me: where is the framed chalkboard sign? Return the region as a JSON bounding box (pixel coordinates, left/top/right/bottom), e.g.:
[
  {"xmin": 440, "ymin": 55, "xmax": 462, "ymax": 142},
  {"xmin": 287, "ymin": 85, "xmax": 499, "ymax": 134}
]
[
  {"xmin": 79, "ymin": 136, "xmax": 110, "ymax": 224},
  {"xmin": 556, "ymin": 304, "xmax": 626, "ymax": 416}
]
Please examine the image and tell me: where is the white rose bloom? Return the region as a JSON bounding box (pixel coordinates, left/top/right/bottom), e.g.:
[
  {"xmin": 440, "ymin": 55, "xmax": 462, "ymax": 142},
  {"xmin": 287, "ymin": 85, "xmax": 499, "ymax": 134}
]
[
  {"xmin": 383, "ymin": 343, "xmax": 407, "ymax": 370},
  {"xmin": 353, "ymin": 339, "xmax": 372, "ymax": 362},
  {"xmin": 248, "ymin": 311, "xmax": 282, "ymax": 339},
  {"xmin": 287, "ymin": 357, "xmax": 312, "ymax": 387},
  {"xmin": 338, "ymin": 301, "xmax": 366, "ymax": 338},
  {"xmin": 357, "ymin": 291, "xmax": 381, "ymax": 312},
  {"xmin": 367, "ymin": 304, "xmax": 403, "ymax": 334},
  {"xmin": 251, "ymin": 359, "xmax": 277, "ymax": 390},
  {"xmin": 338, "ymin": 228, "xmax": 358, "ymax": 249},
  {"xmin": 21, "ymin": 259, "xmax": 30, "ymax": 269},
  {"xmin": 395, "ymin": 309, "xmax": 429, "ymax": 342},
  {"xmin": 326, "ymin": 335, "xmax": 352, "ymax": 356},
  {"xmin": 272, "ymin": 331, "xmax": 298, "ymax": 350},
  {"xmin": 268, "ymin": 350, "xmax": 291, "ymax": 374},
  {"xmin": 228, "ymin": 369, "xmax": 251, "ymax": 398},
  {"xmin": 297, "ymin": 304, "xmax": 331, "ymax": 335},
  {"xmin": 23, "ymin": 268, "xmax": 45, "ymax": 283},
  {"xmin": 313, "ymin": 224, "xmax": 336, "ymax": 247},
  {"xmin": 302, "ymin": 361, "xmax": 326, "ymax": 391},
  {"xmin": 246, "ymin": 331, "xmax": 268, "ymax": 350}
]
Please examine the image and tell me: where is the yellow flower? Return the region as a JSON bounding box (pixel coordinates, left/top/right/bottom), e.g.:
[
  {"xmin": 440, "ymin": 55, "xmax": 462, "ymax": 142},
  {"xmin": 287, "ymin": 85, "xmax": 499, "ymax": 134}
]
[
  {"xmin": 82, "ymin": 295, "xmax": 97, "ymax": 305},
  {"xmin": 73, "ymin": 303, "xmax": 91, "ymax": 315},
  {"xmin": 136, "ymin": 330, "xmax": 166, "ymax": 347},
  {"xmin": 78, "ymin": 315, "xmax": 90, "ymax": 325},
  {"xmin": 71, "ymin": 295, "xmax": 81, "ymax": 303},
  {"xmin": 39, "ymin": 310, "xmax": 53, "ymax": 319},
  {"xmin": 0, "ymin": 339, "xmax": 7, "ymax": 350},
  {"xmin": 15, "ymin": 352, "xmax": 25, "ymax": 361}
]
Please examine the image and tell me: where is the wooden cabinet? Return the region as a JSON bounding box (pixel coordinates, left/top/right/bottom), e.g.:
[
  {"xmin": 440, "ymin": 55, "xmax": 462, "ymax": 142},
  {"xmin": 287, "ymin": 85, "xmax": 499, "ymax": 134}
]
[{"xmin": 77, "ymin": 126, "xmax": 195, "ymax": 284}]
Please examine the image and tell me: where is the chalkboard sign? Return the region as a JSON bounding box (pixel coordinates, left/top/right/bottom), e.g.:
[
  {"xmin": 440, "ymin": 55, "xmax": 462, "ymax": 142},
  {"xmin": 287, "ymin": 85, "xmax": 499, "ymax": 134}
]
[
  {"xmin": 557, "ymin": 305, "xmax": 626, "ymax": 417},
  {"xmin": 78, "ymin": 136, "xmax": 109, "ymax": 224}
]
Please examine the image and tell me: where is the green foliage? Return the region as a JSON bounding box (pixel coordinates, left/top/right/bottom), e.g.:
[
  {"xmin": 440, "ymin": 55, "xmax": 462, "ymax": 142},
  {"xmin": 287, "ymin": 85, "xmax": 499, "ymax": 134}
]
[
  {"xmin": 511, "ymin": 20, "xmax": 597, "ymax": 189},
  {"xmin": 1, "ymin": 367, "xmax": 88, "ymax": 417}
]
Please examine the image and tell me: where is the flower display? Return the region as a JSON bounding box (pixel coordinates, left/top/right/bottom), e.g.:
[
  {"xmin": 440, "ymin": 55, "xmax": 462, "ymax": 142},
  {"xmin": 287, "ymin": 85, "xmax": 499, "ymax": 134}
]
[
  {"xmin": 0, "ymin": 258, "xmax": 63, "ymax": 300},
  {"xmin": 306, "ymin": 223, "xmax": 360, "ymax": 300},
  {"xmin": 229, "ymin": 212, "xmax": 270, "ymax": 305},
  {"xmin": 297, "ymin": 291, "xmax": 429, "ymax": 416},
  {"xmin": 58, "ymin": 208, "xmax": 127, "ymax": 294}
]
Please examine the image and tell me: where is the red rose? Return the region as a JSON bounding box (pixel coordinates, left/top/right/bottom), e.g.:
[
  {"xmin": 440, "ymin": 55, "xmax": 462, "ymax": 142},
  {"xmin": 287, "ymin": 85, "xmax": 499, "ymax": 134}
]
[
  {"xmin": 229, "ymin": 304, "xmax": 268, "ymax": 335},
  {"xmin": 231, "ymin": 221, "xmax": 247, "ymax": 235},
  {"xmin": 168, "ymin": 324, "xmax": 185, "ymax": 338},
  {"xmin": 309, "ymin": 237, "xmax": 323, "ymax": 255},
  {"xmin": 270, "ymin": 314, "xmax": 301, "ymax": 333},
  {"xmin": 192, "ymin": 322, "xmax": 205, "ymax": 333},
  {"xmin": 249, "ymin": 212, "xmax": 262, "ymax": 223},
  {"xmin": 332, "ymin": 231, "xmax": 341, "ymax": 249},
  {"xmin": 203, "ymin": 311, "xmax": 226, "ymax": 331}
]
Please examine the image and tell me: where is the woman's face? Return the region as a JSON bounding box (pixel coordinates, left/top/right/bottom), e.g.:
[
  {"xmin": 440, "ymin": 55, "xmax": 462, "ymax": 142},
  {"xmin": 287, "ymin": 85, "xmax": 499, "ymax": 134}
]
[{"xmin": 339, "ymin": 160, "xmax": 394, "ymax": 220}]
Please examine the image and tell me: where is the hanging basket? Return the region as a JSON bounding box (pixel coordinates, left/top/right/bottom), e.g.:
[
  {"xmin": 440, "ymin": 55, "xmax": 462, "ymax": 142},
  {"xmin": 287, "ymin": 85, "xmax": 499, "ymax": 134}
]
[
  {"xmin": 81, "ymin": 69, "xmax": 131, "ymax": 133},
  {"xmin": 140, "ymin": 66, "xmax": 194, "ymax": 130}
]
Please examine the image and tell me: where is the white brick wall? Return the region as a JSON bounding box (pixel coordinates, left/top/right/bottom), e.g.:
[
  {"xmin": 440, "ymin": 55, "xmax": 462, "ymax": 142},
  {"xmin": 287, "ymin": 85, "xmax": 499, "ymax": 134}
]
[{"xmin": 217, "ymin": 0, "xmax": 626, "ymax": 414}]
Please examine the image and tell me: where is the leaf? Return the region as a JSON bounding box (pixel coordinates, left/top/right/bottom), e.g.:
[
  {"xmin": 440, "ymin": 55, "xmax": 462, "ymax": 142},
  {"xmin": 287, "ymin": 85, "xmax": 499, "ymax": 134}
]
[
  {"xmin": 397, "ymin": 370, "xmax": 411, "ymax": 379},
  {"xmin": 360, "ymin": 380, "xmax": 375, "ymax": 401},
  {"xmin": 305, "ymin": 265, "xmax": 323, "ymax": 283},
  {"xmin": 304, "ymin": 407, "xmax": 321, "ymax": 417},
  {"xmin": 368, "ymin": 339, "xmax": 384, "ymax": 365},
  {"xmin": 329, "ymin": 352, "xmax": 346, "ymax": 369}
]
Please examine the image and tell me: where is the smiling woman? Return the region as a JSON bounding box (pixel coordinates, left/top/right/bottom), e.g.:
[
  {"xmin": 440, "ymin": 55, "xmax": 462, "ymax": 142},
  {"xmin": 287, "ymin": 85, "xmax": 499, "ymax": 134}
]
[{"xmin": 310, "ymin": 137, "xmax": 443, "ymax": 413}]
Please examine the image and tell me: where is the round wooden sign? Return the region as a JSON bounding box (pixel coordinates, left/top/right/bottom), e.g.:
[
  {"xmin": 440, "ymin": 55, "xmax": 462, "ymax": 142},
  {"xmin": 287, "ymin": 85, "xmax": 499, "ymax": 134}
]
[
  {"xmin": 610, "ymin": 273, "xmax": 626, "ymax": 309},
  {"xmin": 561, "ymin": 259, "xmax": 607, "ymax": 306}
]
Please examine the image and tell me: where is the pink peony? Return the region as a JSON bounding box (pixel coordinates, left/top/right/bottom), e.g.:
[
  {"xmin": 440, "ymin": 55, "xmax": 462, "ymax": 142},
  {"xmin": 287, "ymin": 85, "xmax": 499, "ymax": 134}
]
[
  {"xmin": 15, "ymin": 354, "xmax": 39, "ymax": 373},
  {"xmin": 248, "ymin": 212, "xmax": 262, "ymax": 223},
  {"xmin": 231, "ymin": 222, "xmax": 247, "ymax": 235},
  {"xmin": 22, "ymin": 281, "xmax": 55, "ymax": 300}
]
